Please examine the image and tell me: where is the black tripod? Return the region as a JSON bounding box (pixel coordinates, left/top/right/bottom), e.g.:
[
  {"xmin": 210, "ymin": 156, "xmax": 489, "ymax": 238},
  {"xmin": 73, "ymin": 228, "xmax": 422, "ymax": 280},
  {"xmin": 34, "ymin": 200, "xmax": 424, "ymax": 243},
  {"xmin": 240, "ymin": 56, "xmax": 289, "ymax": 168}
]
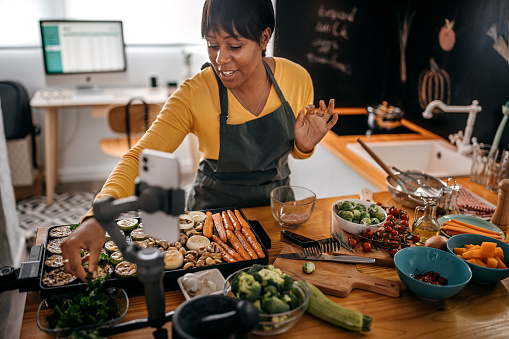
[{"xmin": 94, "ymin": 180, "xmax": 185, "ymax": 338}]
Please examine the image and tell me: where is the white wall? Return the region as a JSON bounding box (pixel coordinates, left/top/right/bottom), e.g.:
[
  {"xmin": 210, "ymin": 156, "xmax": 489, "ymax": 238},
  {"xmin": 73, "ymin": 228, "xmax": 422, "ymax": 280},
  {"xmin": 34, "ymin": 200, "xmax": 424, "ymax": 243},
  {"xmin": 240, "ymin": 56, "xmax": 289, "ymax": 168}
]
[{"xmin": 0, "ymin": 45, "xmax": 209, "ymax": 183}]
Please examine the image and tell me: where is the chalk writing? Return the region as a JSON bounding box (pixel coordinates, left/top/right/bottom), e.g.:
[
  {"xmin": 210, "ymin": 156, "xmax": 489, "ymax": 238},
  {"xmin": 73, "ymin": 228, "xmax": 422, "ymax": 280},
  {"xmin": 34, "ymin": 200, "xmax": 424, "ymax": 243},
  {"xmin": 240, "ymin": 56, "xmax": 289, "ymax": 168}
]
[{"xmin": 307, "ymin": 3, "xmax": 358, "ymax": 75}]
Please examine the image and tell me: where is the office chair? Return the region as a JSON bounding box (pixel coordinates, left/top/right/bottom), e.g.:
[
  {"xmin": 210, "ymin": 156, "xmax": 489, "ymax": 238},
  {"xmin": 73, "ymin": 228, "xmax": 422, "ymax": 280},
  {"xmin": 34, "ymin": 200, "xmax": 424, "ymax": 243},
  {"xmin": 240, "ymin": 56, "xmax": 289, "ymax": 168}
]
[{"xmin": 99, "ymin": 97, "xmax": 161, "ymax": 158}]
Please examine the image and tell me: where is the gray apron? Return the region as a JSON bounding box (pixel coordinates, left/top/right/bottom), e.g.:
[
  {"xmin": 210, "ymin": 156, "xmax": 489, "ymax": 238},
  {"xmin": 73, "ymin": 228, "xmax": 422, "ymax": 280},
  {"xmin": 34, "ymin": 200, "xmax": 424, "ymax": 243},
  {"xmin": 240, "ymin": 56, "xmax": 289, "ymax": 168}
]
[{"xmin": 187, "ymin": 60, "xmax": 296, "ymax": 210}]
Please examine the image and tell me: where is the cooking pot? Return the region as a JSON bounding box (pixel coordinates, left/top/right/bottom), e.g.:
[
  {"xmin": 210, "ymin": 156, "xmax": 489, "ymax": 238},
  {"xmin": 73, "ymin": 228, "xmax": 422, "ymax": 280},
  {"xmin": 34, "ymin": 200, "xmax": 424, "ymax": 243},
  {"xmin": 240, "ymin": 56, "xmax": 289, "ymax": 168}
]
[{"xmin": 367, "ymin": 101, "xmax": 404, "ymax": 131}]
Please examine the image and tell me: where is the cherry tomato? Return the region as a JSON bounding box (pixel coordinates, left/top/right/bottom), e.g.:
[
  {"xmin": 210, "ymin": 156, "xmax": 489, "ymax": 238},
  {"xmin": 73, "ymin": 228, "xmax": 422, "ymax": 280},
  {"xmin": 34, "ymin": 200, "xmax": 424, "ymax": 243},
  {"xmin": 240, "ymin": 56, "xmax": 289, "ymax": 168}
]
[
  {"xmin": 387, "ymin": 214, "xmax": 395, "ymax": 220},
  {"xmin": 412, "ymin": 234, "xmax": 421, "ymax": 243},
  {"xmin": 385, "ymin": 225, "xmax": 393, "ymax": 234},
  {"xmin": 362, "ymin": 242, "xmax": 372, "ymax": 252},
  {"xmin": 390, "ymin": 207, "xmax": 400, "ymax": 217},
  {"xmin": 397, "ymin": 225, "xmax": 406, "ymax": 232},
  {"xmin": 389, "ymin": 240, "xmax": 399, "ymax": 249},
  {"xmin": 400, "ymin": 220, "xmax": 409, "ymax": 227},
  {"xmin": 366, "ymin": 229, "xmax": 374, "ymax": 237},
  {"xmin": 348, "ymin": 238, "xmax": 358, "ymax": 248},
  {"xmin": 391, "ymin": 230, "xmax": 399, "ymax": 237},
  {"xmin": 390, "ymin": 248, "xmax": 399, "ymax": 257},
  {"xmin": 400, "ymin": 213, "xmax": 409, "ymax": 221}
]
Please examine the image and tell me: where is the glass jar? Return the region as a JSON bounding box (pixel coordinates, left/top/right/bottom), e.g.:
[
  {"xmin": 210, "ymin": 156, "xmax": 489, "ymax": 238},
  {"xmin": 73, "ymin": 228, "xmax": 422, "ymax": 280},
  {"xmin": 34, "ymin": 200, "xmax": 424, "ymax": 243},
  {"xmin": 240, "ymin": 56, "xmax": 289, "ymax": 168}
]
[{"xmin": 413, "ymin": 199, "xmax": 441, "ymax": 243}]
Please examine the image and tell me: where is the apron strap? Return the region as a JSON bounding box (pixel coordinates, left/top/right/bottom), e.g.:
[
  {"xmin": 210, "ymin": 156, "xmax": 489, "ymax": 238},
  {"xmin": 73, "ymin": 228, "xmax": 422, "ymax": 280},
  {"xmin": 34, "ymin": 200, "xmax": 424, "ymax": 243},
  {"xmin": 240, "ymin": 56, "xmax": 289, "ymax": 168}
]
[{"xmin": 202, "ymin": 62, "xmax": 229, "ymax": 124}]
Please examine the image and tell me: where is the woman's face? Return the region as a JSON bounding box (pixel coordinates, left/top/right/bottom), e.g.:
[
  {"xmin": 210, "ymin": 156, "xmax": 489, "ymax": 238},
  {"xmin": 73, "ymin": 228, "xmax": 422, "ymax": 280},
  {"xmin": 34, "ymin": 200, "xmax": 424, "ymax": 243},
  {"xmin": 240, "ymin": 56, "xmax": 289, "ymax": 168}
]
[{"xmin": 205, "ymin": 28, "xmax": 270, "ymax": 90}]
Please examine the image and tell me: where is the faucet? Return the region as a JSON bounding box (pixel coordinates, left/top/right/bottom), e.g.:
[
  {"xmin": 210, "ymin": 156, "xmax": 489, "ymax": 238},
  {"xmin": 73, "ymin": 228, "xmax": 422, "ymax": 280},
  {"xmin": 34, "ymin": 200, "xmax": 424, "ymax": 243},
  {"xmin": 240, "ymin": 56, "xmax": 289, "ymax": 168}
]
[{"xmin": 422, "ymin": 100, "xmax": 482, "ymax": 155}]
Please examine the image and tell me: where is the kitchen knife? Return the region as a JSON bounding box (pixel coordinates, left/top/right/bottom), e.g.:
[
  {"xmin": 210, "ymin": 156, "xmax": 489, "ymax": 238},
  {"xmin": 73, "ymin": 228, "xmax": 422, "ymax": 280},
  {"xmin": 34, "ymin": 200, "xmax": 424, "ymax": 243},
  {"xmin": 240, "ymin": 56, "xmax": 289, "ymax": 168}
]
[
  {"xmin": 273, "ymin": 252, "xmax": 375, "ymax": 264},
  {"xmin": 280, "ymin": 230, "xmax": 321, "ymax": 248}
]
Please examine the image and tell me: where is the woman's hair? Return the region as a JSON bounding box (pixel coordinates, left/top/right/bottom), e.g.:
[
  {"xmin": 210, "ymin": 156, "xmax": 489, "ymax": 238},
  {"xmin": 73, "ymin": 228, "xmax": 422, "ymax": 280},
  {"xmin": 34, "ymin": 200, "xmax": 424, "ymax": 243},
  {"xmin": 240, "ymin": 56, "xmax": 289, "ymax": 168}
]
[{"xmin": 201, "ymin": 0, "xmax": 275, "ymax": 56}]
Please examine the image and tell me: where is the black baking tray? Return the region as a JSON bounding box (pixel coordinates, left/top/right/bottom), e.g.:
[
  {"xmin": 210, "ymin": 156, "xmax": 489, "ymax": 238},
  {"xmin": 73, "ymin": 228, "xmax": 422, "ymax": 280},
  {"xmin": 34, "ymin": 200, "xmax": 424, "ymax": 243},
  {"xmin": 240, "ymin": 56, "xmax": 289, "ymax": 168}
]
[{"xmin": 38, "ymin": 208, "xmax": 270, "ymax": 297}]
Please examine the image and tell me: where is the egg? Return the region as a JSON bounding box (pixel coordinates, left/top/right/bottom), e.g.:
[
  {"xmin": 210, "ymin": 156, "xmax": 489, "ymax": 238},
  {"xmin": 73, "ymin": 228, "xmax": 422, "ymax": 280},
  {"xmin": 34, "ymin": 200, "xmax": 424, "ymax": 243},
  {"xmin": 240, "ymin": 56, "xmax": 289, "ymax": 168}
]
[{"xmin": 424, "ymin": 235, "xmax": 448, "ymax": 251}]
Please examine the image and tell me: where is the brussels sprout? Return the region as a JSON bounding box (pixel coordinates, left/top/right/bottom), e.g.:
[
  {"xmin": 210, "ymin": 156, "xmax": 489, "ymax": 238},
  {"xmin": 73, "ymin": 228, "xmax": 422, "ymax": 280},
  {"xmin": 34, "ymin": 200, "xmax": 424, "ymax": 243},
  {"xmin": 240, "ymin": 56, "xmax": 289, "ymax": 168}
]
[
  {"xmin": 340, "ymin": 211, "xmax": 354, "ymax": 222},
  {"xmin": 360, "ymin": 212, "xmax": 370, "ymax": 220},
  {"xmin": 340, "ymin": 201, "xmax": 354, "ymax": 211},
  {"xmin": 360, "ymin": 217, "xmax": 372, "ymax": 225},
  {"xmin": 375, "ymin": 211, "xmax": 386, "ymax": 222},
  {"xmin": 302, "ymin": 262, "xmax": 316, "ymax": 274},
  {"xmin": 371, "ymin": 218, "xmax": 380, "ymax": 225},
  {"xmin": 352, "ymin": 209, "xmax": 361, "ymax": 219}
]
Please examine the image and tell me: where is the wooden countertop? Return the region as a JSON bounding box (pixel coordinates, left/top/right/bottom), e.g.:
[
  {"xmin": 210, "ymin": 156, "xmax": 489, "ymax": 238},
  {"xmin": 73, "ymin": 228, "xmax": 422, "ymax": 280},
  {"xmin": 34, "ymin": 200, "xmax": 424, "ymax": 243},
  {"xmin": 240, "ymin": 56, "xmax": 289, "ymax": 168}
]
[{"xmin": 20, "ymin": 191, "xmax": 509, "ymax": 338}]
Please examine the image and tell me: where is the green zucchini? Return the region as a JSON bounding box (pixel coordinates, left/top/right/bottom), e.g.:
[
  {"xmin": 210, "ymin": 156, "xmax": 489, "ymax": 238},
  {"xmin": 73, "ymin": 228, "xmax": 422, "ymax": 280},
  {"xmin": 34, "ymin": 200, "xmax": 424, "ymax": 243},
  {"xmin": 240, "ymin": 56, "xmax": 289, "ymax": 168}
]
[{"xmin": 297, "ymin": 280, "xmax": 372, "ymax": 332}]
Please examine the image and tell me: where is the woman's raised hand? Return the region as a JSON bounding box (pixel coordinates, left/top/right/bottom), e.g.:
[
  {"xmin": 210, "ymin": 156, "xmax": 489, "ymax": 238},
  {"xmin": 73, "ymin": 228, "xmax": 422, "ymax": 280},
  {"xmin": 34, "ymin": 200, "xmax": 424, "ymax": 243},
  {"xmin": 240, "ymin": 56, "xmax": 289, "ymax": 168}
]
[{"xmin": 294, "ymin": 99, "xmax": 338, "ymax": 153}]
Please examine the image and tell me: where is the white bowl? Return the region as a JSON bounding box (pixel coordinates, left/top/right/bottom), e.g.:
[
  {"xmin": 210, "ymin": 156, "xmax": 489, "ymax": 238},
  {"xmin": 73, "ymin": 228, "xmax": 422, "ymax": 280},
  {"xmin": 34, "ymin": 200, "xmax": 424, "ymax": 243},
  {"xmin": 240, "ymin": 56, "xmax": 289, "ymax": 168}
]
[{"xmin": 331, "ymin": 198, "xmax": 387, "ymax": 235}]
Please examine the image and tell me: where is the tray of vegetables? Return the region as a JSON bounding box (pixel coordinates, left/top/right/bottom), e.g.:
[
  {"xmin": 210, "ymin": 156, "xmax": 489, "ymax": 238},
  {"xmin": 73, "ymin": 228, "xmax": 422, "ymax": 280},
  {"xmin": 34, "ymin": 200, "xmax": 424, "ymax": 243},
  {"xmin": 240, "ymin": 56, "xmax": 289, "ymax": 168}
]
[{"xmin": 38, "ymin": 208, "xmax": 270, "ymax": 297}]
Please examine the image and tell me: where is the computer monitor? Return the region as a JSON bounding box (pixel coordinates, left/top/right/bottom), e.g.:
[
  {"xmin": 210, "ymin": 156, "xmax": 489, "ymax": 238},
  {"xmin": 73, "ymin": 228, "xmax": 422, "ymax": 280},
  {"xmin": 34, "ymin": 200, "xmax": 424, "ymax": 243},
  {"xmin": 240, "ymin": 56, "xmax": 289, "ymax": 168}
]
[{"xmin": 39, "ymin": 20, "xmax": 127, "ymax": 91}]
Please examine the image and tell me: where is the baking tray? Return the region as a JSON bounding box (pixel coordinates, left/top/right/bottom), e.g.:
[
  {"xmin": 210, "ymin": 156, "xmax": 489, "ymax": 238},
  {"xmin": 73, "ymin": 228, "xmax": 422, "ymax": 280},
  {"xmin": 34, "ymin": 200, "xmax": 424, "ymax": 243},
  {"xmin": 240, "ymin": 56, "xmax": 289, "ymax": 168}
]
[{"xmin": 38, "ymin": 208, "xmax": 270, "ymax": 297}]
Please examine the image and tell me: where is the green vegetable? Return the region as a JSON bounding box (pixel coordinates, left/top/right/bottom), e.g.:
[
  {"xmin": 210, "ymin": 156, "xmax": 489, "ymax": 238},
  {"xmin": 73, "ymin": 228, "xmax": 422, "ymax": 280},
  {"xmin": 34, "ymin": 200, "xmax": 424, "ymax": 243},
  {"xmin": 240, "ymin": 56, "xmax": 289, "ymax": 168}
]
[
  {"xmin": 298, "ymin": 280, "xmax": 371, "ymax": 332},
  {"xmin": 337, "ymin": 201, "xmax": 385, "ymax": 225},
  {"xmin": 232, "ymin": 271, "xmax": 262, "ymax": 302},
  {"xmin": 302, "ymin": 262, "xmax": 316, "ymax": 274},
  {"xmin": 70, "ymin": 222, "xmax": 80, "ymax": 231},
  {"xmin": 232, "ymin": 265, "xmax": 303, "ymax": 314},
  {"xmin": 46, "ymin": 273, "xmax": 120, "ymax": 332}
]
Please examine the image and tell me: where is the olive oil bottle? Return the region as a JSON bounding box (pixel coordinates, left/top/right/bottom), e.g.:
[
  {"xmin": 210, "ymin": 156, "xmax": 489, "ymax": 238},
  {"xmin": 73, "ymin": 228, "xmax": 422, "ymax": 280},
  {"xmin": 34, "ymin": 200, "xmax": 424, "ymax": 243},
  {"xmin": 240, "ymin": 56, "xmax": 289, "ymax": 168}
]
[{"xmin": 413, "ymin": 199, "xmax": 441, "ymax": 243}]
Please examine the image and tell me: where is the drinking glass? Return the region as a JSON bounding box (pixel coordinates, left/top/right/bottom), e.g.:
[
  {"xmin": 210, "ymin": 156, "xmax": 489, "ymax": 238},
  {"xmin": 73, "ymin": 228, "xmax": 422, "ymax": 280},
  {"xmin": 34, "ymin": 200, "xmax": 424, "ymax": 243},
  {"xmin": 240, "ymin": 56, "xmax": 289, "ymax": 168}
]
[{"xmin": 470, "ymin": 143, "xmax": 498, "ymax": 185}]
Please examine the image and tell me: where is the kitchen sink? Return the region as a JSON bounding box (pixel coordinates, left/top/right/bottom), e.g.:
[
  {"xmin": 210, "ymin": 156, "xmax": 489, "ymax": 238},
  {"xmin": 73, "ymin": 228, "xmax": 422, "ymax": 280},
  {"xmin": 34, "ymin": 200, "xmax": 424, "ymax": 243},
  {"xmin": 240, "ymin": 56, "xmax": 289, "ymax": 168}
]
[{"xmin": 346, "ymin": 139, "xmax": 472, "ymax": 178}]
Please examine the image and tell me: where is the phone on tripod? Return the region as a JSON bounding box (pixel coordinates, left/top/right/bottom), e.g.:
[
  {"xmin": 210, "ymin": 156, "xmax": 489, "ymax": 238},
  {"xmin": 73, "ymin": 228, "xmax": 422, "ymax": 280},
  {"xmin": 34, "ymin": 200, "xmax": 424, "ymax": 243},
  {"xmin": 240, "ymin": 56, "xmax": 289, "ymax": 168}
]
[{"xmin": 138, "ymin": 149, "xmax": 181, "ymax": 242}]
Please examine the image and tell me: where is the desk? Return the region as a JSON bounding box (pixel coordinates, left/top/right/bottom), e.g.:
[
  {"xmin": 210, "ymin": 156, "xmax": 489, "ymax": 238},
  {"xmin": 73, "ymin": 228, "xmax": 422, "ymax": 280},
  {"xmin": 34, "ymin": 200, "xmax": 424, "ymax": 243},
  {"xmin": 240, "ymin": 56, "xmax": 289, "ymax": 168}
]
[
  {"xmin": 30, "ymin": 87, "xmax": 173, "ymax": 205},
  {"xmin": 20, "ymin": 191, "xmax": 509, "ymax": 338}
]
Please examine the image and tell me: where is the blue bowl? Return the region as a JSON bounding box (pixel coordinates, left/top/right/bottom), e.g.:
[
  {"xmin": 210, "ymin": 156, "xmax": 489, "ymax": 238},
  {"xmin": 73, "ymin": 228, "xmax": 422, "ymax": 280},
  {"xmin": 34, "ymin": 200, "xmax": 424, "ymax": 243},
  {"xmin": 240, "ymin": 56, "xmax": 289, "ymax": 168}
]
[
  {"xmin": 446, "ymin": 234, "xmax": 509, "ymax": 283},
  {"xmin": 394, "ymin": 247, "xmax": 472, "ymax": 300}
]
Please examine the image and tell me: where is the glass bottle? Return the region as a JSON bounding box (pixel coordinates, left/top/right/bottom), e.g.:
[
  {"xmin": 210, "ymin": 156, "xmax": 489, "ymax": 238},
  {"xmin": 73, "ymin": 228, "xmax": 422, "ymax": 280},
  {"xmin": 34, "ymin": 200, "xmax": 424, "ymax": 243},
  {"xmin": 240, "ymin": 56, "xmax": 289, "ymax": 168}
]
[
  {"xmin": 436, "ymin": 178, "xmax": 460, "ymax": 217},
  {"xmin": 413, "ymin": 199, "xmax": 441, "ymax": 243}
]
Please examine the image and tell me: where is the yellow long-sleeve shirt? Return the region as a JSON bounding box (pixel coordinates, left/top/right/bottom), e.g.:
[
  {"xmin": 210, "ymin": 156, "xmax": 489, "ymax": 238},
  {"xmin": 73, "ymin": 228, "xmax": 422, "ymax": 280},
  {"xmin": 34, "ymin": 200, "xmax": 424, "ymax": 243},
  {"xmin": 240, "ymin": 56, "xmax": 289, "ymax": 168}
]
[{"xmin": 86, "ymin": 57, "xmax": 314, "ymax": 218}]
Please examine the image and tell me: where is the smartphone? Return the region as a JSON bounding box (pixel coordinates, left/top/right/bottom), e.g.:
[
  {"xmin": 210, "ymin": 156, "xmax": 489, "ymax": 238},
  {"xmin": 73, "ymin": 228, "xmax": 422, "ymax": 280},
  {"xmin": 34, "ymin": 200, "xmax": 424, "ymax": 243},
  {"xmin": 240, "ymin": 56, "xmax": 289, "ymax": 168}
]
[{"xmin": 138, "ymin": 149, "xmax": 181, "ymax": 242}]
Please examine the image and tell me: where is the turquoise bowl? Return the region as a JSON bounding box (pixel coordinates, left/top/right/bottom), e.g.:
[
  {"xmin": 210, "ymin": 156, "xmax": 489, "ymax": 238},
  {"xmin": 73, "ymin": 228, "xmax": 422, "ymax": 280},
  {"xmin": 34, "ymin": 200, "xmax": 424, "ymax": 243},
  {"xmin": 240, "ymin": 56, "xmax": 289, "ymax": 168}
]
[
  {"xmin": 446, "ymin": 234, "xmax": 509, "ymax": 283},
  {"xmin": 394, "ymin": 246, "xmax": 472, "ymax": 300}
]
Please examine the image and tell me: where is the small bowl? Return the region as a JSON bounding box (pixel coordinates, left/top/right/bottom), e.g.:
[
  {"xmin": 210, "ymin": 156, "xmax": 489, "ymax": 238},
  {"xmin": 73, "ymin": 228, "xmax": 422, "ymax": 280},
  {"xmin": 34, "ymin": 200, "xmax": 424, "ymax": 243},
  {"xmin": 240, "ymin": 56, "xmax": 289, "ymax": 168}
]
[
  {"xmin": 223, "ymin": 266, "xmax": 310, "ymax": 336},
  {"xmin": 446, "ymin": 234, "xmax": 509, "ymax": 283},
  {"xmin": 394, "ymin": 247, "xmax": 472, "ymax": 300},
  {"xmin": 270, "ymin": 186, "xmax": 316, "ymax": 228},
  {"xmin": 177, "ymin": 268, "xmax": 225, "ymax": 300},
  {"xmin": 331, "ymin": 198, "xmax": 387, "ymax": 235}
]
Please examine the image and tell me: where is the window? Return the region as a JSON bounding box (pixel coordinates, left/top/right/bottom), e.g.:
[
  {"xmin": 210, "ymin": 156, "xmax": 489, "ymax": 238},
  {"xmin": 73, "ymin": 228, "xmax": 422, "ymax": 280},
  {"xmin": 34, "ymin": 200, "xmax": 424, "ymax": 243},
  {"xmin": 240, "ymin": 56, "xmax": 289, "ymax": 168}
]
[{"xmin": 0, "ymin": 0, "xmax": 206, "ymax": 47}]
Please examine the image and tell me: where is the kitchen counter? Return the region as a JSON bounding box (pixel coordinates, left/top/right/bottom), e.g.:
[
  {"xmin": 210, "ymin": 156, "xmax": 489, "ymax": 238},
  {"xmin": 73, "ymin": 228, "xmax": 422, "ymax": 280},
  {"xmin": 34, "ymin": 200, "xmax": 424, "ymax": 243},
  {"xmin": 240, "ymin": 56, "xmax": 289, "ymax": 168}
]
[
  {"xmin": 20, "ymin": 191, "xmax": 508, "ymax": 338},
  {"xmin": 320, "ymin": 117, "xmax": 499, "ymax": 205}
]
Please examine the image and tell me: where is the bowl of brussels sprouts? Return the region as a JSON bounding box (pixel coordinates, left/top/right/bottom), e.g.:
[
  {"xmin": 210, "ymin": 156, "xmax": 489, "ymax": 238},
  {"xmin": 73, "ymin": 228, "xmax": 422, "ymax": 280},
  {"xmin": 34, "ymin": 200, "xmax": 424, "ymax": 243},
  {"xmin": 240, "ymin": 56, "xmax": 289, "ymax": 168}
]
[{"xmin": 331, "ymin": 199, "xmax": 387, "ymax": 235}]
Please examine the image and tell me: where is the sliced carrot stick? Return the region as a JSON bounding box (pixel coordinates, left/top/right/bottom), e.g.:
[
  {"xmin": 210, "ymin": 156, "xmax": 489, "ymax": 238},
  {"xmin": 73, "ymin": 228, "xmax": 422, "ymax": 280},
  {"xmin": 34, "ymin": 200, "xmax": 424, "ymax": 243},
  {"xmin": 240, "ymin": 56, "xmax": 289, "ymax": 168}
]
[
  {"xmin": 226, "ymin": 230, "xmax": 250, "ymax": 260},
  {"xmin": 212, "ymin": 235, "xmax": 242, "ymax": 261},
  {"xmin": 444, "ymin": 219, "xmax": 502, "ymax": 235},
  {"xmin": 235, "ymin": 209, "xmax": 251, "ymax": 229},
  {"xmin": 442, "ymin": 225, "xmax": 503, "ymax": 239},
  {"xmin": 241, "ymin": 227, "xmax": 265, "ymax": 258},
  {"xmin": 203, "ymin": 211, "xmax": 213, "ymax": 238},
  {"xmin": 234, "ymin": 230, "xmax": 258, "ymax": 259},
  {"xmin": 222, "ymin": 211, "xmax": 234, "ymax": 231},
  {"xmin": 212, "ymin": 213, "xmax": 227, "ymax": 242},
  {"xmin": 227, "ymin": 209, "xmax": 242, "ymax": 231}
]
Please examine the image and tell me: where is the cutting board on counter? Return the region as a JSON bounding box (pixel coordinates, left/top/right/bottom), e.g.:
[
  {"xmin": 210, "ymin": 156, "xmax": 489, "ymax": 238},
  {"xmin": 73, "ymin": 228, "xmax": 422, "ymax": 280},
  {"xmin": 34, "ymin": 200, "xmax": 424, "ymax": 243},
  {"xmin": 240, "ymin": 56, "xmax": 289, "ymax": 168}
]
[{"xmin": 274, "ymin": 245, "xmax": 400, "ymax": 298}]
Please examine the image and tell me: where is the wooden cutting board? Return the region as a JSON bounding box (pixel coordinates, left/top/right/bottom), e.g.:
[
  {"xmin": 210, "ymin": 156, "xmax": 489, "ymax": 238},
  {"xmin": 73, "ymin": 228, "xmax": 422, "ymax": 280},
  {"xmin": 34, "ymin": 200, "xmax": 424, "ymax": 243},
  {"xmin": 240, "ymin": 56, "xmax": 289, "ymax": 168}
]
[{"xmin": 274, "ymin": 245, "xmax": 400, "ymax": 298}]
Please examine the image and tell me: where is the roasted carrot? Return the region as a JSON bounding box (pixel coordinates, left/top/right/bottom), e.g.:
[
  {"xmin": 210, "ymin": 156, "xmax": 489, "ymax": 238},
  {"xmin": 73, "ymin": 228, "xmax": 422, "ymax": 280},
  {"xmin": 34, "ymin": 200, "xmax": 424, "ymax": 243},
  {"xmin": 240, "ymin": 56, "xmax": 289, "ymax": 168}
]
[
  {"xmin": 227, "ymin": 209, "xmax": 242, "ymax": 231},
  {"xmin": 222, "ymin": 211, "xmax": 234, "ymax": 231},
  {"xmin": 212, "ymin": 235, "xmax": 242, "ymax": 261},
  {"xmin": 234, "ymin": 230, "xmax": 258, "ymax": 259},
  {"xmin": 216, "ymin": 246, "xmax": 236, "ymax": 263},
  {"xmin": 444, "ymin": 219, "xmax": 503, "ymax": 235},
  {"xmin": 235, "ymin": 209, "xmax": 251, "ymax": 229},
  {"xmin": 241, "ymin": 227, "xmax": 265, "ymax": 258},
  {"xmin": 226, "ymin": 230, "xmax": 251, "ymax": 260},
  {"xmin": 203, "ymin": 211, "xmax": 213, "ymax": 238},
  {"xmin": 212, "ymin": 213, "xmax": 227, "ymax": 242}
]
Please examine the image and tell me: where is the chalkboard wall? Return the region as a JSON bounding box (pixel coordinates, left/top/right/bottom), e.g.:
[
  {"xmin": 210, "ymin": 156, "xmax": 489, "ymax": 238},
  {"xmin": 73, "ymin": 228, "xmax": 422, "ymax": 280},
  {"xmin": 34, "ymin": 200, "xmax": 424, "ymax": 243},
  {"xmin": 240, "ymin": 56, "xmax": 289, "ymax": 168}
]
[{"xmin": 275, "ymin": 0, "xmax": 509, "ymax": 151}]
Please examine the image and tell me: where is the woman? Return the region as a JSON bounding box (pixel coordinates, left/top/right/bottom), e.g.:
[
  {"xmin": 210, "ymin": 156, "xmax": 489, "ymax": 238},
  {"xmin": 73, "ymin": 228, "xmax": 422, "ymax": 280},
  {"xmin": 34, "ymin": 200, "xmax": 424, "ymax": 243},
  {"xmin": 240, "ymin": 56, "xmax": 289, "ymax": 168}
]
[{"xmin": 61, "ymin": 0, "xmax": 338, "ymax": 281}]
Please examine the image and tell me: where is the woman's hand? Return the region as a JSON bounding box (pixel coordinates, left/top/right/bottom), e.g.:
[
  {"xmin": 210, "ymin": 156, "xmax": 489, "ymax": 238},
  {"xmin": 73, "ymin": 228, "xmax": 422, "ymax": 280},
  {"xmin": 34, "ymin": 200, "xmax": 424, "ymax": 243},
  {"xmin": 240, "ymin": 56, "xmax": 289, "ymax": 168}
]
[
  {"xmin": 294, "ymin": 99, "xmax": 338, "ymax": 153},
  {"xmin": 60, "ymin": 217, "xmax": 106, "ymax": 282}
]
